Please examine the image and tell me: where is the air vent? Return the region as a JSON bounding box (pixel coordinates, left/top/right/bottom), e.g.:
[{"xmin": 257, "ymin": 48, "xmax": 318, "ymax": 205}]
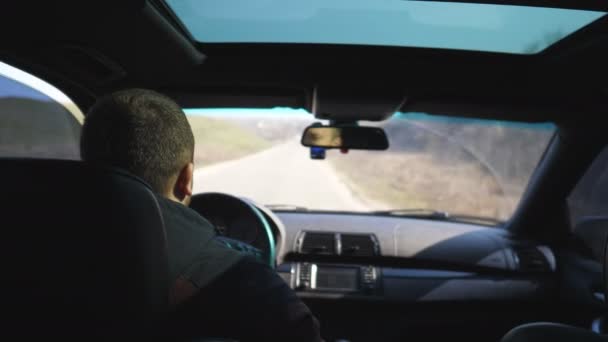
[
  {"xmin": 515, "ymin": 246, "xmax": 550, "ymax": 272},
  {"xmin": 341, "ymin": 234, "xmax": 378, "ymax": 256},
  {"xmin": 300, "ymin": 232, "xmax": 336, "ymax": 254}
]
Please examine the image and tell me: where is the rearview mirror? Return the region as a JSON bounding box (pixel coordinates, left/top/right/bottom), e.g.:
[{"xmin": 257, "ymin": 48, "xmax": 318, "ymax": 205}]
[{"xmin": 301, "ymin": 125, "xmax": 389, "ymax": 150}]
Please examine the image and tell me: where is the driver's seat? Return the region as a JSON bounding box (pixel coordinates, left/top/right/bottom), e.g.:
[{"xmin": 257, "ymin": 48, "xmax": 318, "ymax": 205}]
[{"xmin": 0, "ymin": 159, "xmax": 169, "ymax": 340}]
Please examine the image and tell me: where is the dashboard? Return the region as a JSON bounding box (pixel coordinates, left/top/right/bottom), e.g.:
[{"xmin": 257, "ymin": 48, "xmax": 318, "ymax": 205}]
[
  {"xmin": 268, "ymin": 211, "xmax": 557, "ymax": 303},
  {"xmin": 200, "ymin": 198, "xmax": 557, "ymax": 304},
  {"xmin": 198, "ymin": 201, "xmax": 584, "ymax": 341},
  {"xmin": 199, "ymin": 201, "xmax": 563, "ymax": 341}
]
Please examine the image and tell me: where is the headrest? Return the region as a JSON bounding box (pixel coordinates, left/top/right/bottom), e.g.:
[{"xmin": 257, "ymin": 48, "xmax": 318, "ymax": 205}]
[{"xmin": 0, "ymin": 158, "xmax": 168, "ymax": 339}]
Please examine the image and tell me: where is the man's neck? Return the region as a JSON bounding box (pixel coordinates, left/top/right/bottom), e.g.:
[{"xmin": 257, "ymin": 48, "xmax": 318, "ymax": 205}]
[{"xmin": 164, "ymin": 192, "xmax": 190, "ymax": 206}]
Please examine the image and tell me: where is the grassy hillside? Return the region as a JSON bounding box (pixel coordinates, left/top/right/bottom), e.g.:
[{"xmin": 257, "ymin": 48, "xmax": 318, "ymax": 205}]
[
  {"xmin": 187, "ymin": 115, "xmax": 272, "ymax": 167},
  {"xmin": 0, "ymin": 99, "xmax": 270, "ymax": 167},
  {"xmin": 330, "ymin": 151, "xmax": 508, "ymax": 219},
  {"xmin": 329, "ymin": 117, "xmax": 554, "ymax": 221}
]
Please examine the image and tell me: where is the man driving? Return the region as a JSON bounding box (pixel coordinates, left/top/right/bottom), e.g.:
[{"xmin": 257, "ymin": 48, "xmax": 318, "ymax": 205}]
[{"xmin": 80, "ymin": 88, "xmax": 323, "ymax": 342}]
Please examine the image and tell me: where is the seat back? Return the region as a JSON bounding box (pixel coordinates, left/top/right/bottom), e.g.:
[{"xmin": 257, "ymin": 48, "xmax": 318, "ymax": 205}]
[
  {"xmin": 0, "ymin": 159, "xmax": 169, "ymax": 340},
  {"xmin": 603, "ymin": 221, "xmax": 608, "ymax": 302}
]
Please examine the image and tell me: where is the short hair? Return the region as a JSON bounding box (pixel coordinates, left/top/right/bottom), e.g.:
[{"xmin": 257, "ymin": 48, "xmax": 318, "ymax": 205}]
[{"xmin": 80, "ymin": 88, "xmax": 194, "ymax": 194}]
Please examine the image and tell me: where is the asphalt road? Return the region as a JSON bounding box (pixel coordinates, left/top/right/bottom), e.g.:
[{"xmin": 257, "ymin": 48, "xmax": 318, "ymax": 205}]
[{"xmin": 193, "ymin": 140, "xmax": 370, "ymax": 211}]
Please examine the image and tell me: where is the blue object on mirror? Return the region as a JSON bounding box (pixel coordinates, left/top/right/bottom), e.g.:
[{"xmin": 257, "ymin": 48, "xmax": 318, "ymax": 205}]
[{"xmin": 311, "ymin": 147, "xmax": 326, "ymax": 160}]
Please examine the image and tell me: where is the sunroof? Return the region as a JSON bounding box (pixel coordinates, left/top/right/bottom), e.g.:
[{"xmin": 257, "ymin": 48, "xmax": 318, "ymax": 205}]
[{"xmin": 166, "ymin": 0, "xmax": 605, "ymax": 54}]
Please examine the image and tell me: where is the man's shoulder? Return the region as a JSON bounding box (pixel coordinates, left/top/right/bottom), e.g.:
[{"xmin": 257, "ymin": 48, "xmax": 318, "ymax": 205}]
[
  {"xmin": 154, "ymin": 195, "xmax": 242, "ymax": 285},
  {"xmin": 155, "ymin": 195, "xmax": 215, "ymax": 237}
]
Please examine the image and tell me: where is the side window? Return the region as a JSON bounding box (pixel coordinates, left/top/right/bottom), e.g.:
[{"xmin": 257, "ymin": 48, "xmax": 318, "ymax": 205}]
[
  {"xmin": 0, "ymin": 61, "xmax": 82, "ymax": 160},
  {"xmin": 568, "ymin": 146, "xmax": 608, "ymax": 261}
]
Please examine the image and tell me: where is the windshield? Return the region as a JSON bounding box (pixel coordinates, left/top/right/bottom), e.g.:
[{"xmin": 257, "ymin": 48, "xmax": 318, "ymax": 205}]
[{"xmin": 187, "ymin": 109, "xmax": 555, "ymax": 223}]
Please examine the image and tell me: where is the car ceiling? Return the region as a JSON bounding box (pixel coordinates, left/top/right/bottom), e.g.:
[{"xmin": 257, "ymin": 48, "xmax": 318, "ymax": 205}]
[{"xmin": 1, "ymin": 0, "xmax": 607, "ymax": 124}]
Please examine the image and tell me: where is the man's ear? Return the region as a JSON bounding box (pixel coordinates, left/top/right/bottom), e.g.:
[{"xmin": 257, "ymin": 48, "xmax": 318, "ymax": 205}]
[{"xmin": 174, "ymin": 162, "xmax": 194, "ymax": 203}]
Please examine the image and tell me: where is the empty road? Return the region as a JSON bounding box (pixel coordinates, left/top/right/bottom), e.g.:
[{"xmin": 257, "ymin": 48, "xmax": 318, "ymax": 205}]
[{"xmin": 193, "ymin": 140, "xmax": 370, "ymax": 211}]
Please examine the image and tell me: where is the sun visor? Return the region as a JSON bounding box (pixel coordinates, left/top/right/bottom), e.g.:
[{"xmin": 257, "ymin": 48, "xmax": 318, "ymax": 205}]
[
  {"xmin": 165, "ymin": 88, "xmax": 310, "ymax": 110},
  {"xmin": 312, "ymin": 85, "xmax": 406, "ymax": 122}
]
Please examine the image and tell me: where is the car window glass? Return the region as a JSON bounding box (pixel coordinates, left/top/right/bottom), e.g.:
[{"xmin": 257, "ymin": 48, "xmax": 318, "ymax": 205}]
[
  {"xmin": 0, "ymin": 61, "xmax": 82, "ymax": 160},
  {"xmin": 567, "ymin": 146, "xmax": 608, "ymax": 261},
  {"xmin": 568, "ymin": 146, "xmax": 608, "ymax": 227},
  {"xmin": 186, "ymin": 108, "xmax": 555, "ymax": 223}
]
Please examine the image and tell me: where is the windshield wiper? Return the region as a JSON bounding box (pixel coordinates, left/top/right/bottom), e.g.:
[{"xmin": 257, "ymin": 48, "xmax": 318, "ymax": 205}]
[
  {"xmin": 372, "ymin": 208, "xmax": 451, "ymax": 220},
  {"xmin": 265, "ymin": 204, "xmax": 309, "ymax": 212},
  {"xmin": 371, "ymin": 209, "xmax": 502, "ymax": 226}
]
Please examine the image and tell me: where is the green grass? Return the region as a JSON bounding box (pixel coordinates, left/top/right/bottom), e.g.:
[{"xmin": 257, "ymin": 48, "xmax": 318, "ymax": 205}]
[{"xmin": 187, "ymin": 116, "xmax": 272, "ymax": 167}]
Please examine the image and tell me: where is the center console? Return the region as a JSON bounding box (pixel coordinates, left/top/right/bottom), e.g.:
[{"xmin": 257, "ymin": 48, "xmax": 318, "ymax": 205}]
[
  {"xmin": 292, "ymin": 231, "xmax": 382, "ymax": 295},
  {"xmin": 295, "ymin": 263, "xmax": 381, "ymax": 295}
]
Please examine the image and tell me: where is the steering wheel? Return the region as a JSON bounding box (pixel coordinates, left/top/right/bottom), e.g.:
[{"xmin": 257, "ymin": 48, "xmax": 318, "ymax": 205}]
[{"xmin": 190, "ymin": 192, "xmax": 276, "ymax": 268}]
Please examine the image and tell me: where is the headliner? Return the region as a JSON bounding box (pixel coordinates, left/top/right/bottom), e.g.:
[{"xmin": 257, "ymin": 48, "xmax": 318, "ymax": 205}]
[{"xmin": 0, "ymin": 0, "xmax": 606, "ymax": 123}]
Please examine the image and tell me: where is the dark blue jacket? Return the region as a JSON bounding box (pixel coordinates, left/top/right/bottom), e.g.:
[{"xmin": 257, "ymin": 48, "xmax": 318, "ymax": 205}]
[{"xmin": 157, "ymin": 196, "xmax": 323, "ymax": 342}]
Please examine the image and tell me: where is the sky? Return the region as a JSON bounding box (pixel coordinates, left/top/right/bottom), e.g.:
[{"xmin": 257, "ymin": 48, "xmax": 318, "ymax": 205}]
[{"xmin": 168, "ymin": 0, "xmax": 605, "ymax": 54}]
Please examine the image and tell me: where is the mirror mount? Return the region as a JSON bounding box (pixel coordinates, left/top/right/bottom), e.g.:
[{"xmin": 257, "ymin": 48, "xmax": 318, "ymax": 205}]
[{"xmin": 329, "ymin": 119, "xmax": 359, "ymax": 126}]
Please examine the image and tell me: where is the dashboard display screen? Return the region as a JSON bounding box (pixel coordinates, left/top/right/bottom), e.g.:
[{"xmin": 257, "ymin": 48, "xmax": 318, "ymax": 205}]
[{"xmin": 314, "ymin": 267, "xmax": 359, "ymax": 291}]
